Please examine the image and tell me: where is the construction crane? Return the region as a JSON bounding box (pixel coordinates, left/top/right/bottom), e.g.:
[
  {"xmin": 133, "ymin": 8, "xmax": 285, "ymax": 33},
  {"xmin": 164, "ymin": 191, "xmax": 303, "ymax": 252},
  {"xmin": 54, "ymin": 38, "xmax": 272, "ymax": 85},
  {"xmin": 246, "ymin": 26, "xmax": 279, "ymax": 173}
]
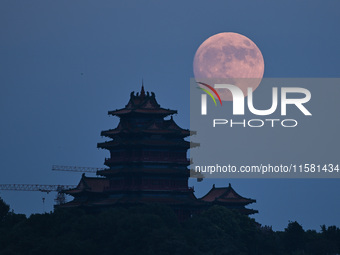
[
  {"xmin": 52, "ymin": 165, "xmax": 105, "ymax": 173},
  {"xmin": 0, "ymin": 184, "xmax": 76, "ymax": 206},
  {"xmin": 0, "ymin": 184, "xmax": 75, "ymax": 193}
]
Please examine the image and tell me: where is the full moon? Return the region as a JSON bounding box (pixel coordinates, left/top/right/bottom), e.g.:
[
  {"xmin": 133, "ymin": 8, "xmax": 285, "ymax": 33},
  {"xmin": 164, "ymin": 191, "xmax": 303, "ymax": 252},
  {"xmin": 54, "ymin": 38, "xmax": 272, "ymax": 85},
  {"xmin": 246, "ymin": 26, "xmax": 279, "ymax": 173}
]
[{"xmin": 193, "ymin": 32, "xmax": 264, "ymax": 101}]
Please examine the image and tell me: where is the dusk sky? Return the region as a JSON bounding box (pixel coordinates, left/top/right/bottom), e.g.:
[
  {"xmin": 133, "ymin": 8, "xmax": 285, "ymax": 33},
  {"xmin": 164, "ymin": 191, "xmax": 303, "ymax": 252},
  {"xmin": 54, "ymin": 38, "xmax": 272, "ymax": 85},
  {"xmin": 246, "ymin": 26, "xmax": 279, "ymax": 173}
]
[{"xmin": 1, "ymin": 0, "xmax": 340, "ymax": 231}]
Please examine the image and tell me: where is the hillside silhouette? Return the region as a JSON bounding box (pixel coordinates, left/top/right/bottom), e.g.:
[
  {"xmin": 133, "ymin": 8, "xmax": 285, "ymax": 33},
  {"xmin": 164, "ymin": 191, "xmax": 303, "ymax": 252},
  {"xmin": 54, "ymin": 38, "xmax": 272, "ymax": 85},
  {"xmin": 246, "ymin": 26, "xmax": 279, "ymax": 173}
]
[{"xmin": 0, "ymin": 197, "xmax": 339, "ymax": 255}]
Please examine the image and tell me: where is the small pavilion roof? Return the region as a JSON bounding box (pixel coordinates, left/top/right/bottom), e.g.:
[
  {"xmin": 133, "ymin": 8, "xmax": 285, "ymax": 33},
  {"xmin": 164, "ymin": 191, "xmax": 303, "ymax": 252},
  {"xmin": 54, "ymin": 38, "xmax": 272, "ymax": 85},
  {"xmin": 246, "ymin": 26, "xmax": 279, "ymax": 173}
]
[
  {"xmin": 200, "ymin": 183, "xmax": 256, "ymax": 205},
  {"xmin": 64, "ymin": 174, "xmax": 109, "ymax": 195}
]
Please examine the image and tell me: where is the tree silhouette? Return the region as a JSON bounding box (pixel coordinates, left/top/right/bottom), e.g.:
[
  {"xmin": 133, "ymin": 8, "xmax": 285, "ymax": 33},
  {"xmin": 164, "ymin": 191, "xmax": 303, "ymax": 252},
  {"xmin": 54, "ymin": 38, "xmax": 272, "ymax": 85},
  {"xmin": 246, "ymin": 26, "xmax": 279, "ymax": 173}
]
[
  {"xmin": 0, "ymin": 204, "xmax": 339, "ymax": 255},
  {"xmin": 0, "ymin": 197, "xmax": 9, "ymax": 221}
]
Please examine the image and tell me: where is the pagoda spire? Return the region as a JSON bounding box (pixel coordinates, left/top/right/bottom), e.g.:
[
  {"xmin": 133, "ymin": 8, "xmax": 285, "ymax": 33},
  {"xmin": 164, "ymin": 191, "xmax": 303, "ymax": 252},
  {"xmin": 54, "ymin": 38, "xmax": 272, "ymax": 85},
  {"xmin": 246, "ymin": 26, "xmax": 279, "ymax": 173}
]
[{"xmin": 140, "ymin": 80, "xmax": 145, "ymax": 97}]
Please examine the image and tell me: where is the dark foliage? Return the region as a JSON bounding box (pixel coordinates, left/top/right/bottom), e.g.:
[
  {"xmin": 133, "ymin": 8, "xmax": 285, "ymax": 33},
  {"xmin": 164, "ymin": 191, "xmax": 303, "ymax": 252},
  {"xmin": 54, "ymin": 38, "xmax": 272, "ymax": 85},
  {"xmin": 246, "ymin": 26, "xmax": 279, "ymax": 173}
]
[
  {"xmin": 0, "ymin": 197, "xmax": 10, "ymax": 221},
  {"xmin": 0, "ymin": 198, "xmax": 339, "ymax": 255}
]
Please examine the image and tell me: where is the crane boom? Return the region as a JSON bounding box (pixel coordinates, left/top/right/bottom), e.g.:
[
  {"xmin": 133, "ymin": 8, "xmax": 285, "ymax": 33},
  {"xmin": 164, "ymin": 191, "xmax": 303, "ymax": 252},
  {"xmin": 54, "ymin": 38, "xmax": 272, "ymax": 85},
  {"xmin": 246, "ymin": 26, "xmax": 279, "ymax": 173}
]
[
  {"xmin": 52, "ymin": 165, "xmax": 104, "ymax": 173},
  {"xmin": 0, "ymin": 184, "xmax": 76, "ymax": 193}
]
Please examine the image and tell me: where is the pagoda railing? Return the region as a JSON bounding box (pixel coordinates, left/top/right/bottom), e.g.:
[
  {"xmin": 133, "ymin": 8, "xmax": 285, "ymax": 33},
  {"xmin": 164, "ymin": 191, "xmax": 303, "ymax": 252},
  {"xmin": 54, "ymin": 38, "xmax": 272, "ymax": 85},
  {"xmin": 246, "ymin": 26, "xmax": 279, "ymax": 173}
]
[
  {"xmin": 104, "ymin": 157, "xmax": 190, "ymax": 164},
  {"xmin": 103, "ymin": 186, "xmax": 193, "ymax": 192}
]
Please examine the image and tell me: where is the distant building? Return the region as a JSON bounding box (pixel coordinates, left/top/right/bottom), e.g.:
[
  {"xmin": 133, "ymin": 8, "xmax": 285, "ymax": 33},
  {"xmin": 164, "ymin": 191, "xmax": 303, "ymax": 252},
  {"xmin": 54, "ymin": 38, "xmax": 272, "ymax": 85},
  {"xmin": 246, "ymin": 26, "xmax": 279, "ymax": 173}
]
[{"xmin": 58, "ymin": 86, "xmax": 257, "ymax": 219}]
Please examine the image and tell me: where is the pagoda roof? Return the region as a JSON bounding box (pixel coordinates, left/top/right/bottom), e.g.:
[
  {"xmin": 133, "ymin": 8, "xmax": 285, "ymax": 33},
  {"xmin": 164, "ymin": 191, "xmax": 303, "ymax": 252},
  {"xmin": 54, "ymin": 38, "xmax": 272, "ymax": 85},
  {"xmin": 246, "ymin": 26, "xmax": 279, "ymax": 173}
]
[
  {"xmin": 200, "ymin": 183, "xmax": 256, "ymax": 205},
  {"xmin": 64, "ymin": 174, "xmax": 109, "ymax": 195},
  {"xmin": 234, "ymin": 208, "xmax": 259, "ymax": 215},
  {"xmin": 101, "ymin": 116, "xmax": 190, "ymax": 138},
  {"xmin": 108, "ymin": 86, "xmax": 177, "ymax": 117},
  {"xmin": 97, "ymin": 138, "xmax": 190, "ymax": 149},
  {"xmin": 64, "ymin": 191, "xmax": 201, "ymax": 207},
  {"xmin": 143, "ymin": 117, "xmax": 189, "ymax": 135}
]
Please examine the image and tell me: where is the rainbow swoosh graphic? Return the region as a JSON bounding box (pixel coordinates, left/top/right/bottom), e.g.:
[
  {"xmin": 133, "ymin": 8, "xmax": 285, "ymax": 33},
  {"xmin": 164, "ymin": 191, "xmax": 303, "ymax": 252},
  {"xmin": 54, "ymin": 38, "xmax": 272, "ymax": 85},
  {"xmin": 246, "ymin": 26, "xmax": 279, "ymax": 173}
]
[{"xmin": 197, "ymin": 82, "xmax": 222, "ymax": 106}]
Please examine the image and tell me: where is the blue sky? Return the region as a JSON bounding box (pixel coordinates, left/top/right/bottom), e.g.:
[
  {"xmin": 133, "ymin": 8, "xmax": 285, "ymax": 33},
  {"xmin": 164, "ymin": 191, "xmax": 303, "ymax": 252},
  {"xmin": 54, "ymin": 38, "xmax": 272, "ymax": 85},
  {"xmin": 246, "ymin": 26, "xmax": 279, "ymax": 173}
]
[{"xmin": 0, "ymin": 0, "xmax": 339, "ymax": 230}]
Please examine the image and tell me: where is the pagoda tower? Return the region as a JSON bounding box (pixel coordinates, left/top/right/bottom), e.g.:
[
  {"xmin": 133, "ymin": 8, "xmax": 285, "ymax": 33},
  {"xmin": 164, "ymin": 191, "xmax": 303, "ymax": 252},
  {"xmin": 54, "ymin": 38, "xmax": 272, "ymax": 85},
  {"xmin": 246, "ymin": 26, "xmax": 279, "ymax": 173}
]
[
  {"xmin": 60, "ymin": 85, "xmax": 257, "ymax": 219},
  {"xmin": 97, "ymin": 85, "xmax": 191, "ymax": 192}
]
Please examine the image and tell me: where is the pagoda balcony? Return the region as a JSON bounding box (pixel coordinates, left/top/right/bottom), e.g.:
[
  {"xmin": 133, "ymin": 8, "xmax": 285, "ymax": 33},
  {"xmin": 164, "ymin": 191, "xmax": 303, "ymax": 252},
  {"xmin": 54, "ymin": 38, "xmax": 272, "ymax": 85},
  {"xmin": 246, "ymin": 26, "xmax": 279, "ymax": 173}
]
[
  {"xmin": 104, "ymin": 157, "xmax": 190, "ymax": 164},
  {"xmin": 103, "ymin": 185, "xmax": 194, "ymax": 192}
]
